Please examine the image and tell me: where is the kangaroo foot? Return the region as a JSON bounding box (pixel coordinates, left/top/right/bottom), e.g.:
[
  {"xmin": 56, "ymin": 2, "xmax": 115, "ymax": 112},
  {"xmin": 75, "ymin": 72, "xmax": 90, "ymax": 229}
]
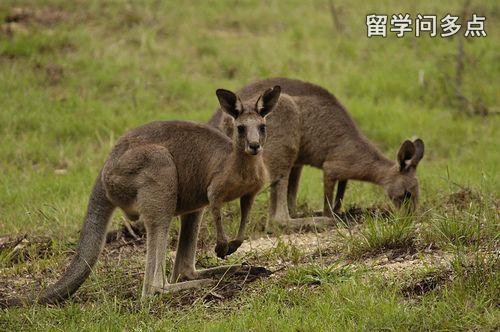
[
  {"xmin": 215, "ymin": 240, "xmax": 229, "ymax": 258},
  {"xmin": 142, "ymin": 278, "xmax": 215, "ymax": 299},
  {"xmin": 158, "ymin": 279, "xmax": 214, "ymax": 293},
  {"xmin": 196, "ymin": 264, "xmax": 272, "ymax": 279},
  {"xmin": 225, "ymin": 239, "xmax": 243, "ymax": 256},
  {"xmin": 277, "ymin": 217, "xmax": 333, "ymax": 232}
]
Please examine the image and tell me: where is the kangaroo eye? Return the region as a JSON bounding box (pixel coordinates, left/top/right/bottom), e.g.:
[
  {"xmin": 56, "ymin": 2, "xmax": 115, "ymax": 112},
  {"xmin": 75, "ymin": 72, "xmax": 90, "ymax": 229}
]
[
  {"xmin": 259, "ymin": 124, "xmax": 266, "ymax": 133},
  {"xmin": 237, "ymin": 125, "xmax": 245, "ymax": 135}
]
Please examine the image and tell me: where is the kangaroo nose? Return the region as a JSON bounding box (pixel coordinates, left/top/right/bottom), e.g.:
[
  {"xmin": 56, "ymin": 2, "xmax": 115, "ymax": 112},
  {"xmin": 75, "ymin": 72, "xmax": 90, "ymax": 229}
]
[{"xmin": 249, "ymin": 143, "xmax": 261, "ymax": 152}]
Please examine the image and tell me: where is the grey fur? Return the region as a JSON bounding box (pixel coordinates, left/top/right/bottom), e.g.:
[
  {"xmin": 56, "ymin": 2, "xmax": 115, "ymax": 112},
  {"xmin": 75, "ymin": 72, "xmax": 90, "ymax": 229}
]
[
  {"xmin": 2, "ymin": 87, "xmax": 278, "ymax": 307},
  {"xmin": 209, "ymin": 78, "xmax": 424, "ymax": 224}
]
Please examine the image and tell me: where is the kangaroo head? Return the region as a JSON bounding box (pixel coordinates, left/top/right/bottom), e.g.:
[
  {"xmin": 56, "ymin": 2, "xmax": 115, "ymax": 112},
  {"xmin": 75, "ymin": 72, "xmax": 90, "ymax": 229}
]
[
  {"xmin": 384, "ymin": 139, "xmax": 425, "ymax": 212},
  {"xmin": 216, "ymin": 86, "xmax": 281, "ymax": 156}
]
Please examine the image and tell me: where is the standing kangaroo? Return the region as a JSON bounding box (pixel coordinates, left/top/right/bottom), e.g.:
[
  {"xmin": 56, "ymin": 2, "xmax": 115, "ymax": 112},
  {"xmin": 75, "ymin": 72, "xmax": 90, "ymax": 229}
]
[
  {"xmin": 3, "ymin": 86, "xmax": 280, "ymax": 307},
  {"xmin": 209, "ymin": 78, "xmax": 424, "ymax": 225}
]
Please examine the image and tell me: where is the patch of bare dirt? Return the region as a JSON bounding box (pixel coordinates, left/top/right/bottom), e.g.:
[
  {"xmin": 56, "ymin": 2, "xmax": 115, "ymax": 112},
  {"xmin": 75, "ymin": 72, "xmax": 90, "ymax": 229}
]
[
  {"xmin": 367, "ymin": 250, "xmax": 453, "ymax": 275},
  {"xmin": 446, "ymin": 188, "xmax": 482, "ymax": 209},
  {"xmin": 237, "ymin": 230, "xmax": 339, "ymax": 258},
  {"xmin": 400, "ymin": 270, "xmax": 453, "ymax": 298},
  {"xmin": 33, "ymin": 62, "xmax": 64, "ymax": 85},
  {"xmin": 106, "ymin": 219, "xmax": 146, "ymax": 243},
  {"xmin": 4, "ymin": 7, "xmax": 69, "ymax": 26},
  {"xmin": 0, "ymin": 6, "xmax": 72, "ymax": 43}
]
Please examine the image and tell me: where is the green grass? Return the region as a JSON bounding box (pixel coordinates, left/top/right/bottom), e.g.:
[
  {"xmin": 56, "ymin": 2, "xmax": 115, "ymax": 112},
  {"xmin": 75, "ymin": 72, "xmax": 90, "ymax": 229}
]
[
  {"xmin": 420, "ymin": 190, "xmax": 499, "ymax": 249},
  {"xmin": 2, "ymin": 254, "xmax": 498, "ymax": 331},
  {"xmin": 338, "ymin": 213, "xmax": 416, "ymax": 258},
  {"xmin": 281, "ymin": 262, "xmax": 355, "ymax": 286},
  {"xmin": 0, "ymin": 0, "xmax": 499, "ymax": 330}
]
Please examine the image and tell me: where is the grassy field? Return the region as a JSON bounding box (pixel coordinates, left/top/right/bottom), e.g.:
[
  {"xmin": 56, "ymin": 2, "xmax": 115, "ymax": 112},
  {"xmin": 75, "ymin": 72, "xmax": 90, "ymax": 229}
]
[{"xmin": 0, "ymin": 0, "xmax": 498, "ymax": 330}]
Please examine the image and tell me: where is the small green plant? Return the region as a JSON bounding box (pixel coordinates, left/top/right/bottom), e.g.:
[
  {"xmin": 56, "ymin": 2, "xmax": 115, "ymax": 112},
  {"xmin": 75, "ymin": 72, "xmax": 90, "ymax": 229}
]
[
  {"xmin": 269, "ymin": 239, "xmax": 304, "ymax": 265},
  {"xmin": 450, "ymin": 252, "xmax": 499, "ymax": 296},
  {"xmin": 338, "ymin": 212, "xmax": 416, "ymax": 258},
  {"xmin": 420, "ymin": 196, "xmax": 498, "ymax": 249},
  {"xmin": 421, "ymin": 213, "xmax": 481, "ymax": 248},
  {"xmin": 282, "ymin": 262, "xmax": 354, "ymax": 286}
]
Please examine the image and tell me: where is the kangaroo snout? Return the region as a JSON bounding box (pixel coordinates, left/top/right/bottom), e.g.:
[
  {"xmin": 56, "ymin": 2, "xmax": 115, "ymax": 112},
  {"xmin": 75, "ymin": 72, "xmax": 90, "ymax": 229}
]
[{"xmin": 247, "ymin": 142, "xmax": 262, "ymax": 155}]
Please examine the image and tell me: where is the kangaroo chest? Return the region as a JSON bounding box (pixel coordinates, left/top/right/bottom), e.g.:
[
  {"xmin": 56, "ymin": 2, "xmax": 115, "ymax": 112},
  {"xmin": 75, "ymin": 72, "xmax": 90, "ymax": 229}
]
[{"xmin": 221, "ymin": 173, "xmax": 264, "ymax": 202}]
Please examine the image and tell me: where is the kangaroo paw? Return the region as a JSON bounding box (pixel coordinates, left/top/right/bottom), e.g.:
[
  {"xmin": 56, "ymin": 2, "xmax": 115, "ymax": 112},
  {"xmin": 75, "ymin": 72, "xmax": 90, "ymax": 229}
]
[
  {"xmin": 226, "ymin": 239, "xmax": 243, "ymax": 256},
  {"xmin": 215, "ymin": 241, "xmax": 229, "ymax": 258}
]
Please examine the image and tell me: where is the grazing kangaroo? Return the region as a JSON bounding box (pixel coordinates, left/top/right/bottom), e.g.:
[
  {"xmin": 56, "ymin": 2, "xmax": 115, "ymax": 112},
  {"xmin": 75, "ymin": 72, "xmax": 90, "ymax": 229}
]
[
  {"xmin": 2, "ymin": 86, "xmax": 280, "ymax": 307},
  {"xmin": 209, "ymin": 78, "xmax": 424, "ymax": 225}
]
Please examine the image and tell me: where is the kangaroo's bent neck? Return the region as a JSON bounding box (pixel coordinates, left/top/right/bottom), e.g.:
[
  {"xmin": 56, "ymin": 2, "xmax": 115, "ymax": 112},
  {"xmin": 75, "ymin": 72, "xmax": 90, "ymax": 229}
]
[
  {"xmin": 338, "ymin": 136, "xmax": 395, "ymax": 186},
  {"xmin": 364, "ymin": 152, "xmax": 395, "ymax": 186}
]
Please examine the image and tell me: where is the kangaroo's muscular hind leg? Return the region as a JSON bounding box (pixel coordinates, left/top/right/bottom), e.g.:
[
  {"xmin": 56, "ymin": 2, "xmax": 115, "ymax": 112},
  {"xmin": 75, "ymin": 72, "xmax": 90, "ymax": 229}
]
[
  {"xmin": 127, "ymin": 145, "xmax": 207, "ymax": 298},
  {"xmin": 322, "ymin": 168, "xmax": 337, "ymax": 218},
  {"xmin": 137, "ymin": 153, "xmax": 177, "ymax": 297},
  {"xmin": 287, "ymin": 165, "xmax": 303, "ymax": 217},
  {"xmin": 142, "ymin": 214, "xmax": 172, "ymax": 297},
  {"xmin": 141, "ymin": 185, "xmax": 214, "ymax": 297},
  {"xmin": 269, "ymin": 169, "xmax": 291, "ymax": 225},
  {"xmin": 171, "ymin": 211, "xmax": 205, "ymax": 282}
]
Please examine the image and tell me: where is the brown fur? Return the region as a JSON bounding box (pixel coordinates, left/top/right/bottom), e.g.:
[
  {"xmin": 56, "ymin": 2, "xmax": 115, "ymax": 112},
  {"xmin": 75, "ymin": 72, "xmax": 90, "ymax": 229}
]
[
  {"xmin": 3, "ymin": 87, "xmax": 280, "ymax": 307},
  {"xmin": 209, "ymin": 78, "xmax": 424, "ymax": 224}
]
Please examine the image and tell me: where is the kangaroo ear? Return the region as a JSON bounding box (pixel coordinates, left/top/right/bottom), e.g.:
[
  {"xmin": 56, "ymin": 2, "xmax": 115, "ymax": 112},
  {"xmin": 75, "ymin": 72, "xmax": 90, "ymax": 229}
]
[
  {"xmin": 216, "ymin": 89, "xmax": 242, "ymax": 119},
  {"xmin": 256, "ymin": 85, "xmax": 281, "ymax": 118},
  {"xmin": 411, "ymin": 138, "xmax": 425, "ymax": 167},
  {"xmin": 397, "ymin": 140, "xmax": 416, "ymax": 172}
]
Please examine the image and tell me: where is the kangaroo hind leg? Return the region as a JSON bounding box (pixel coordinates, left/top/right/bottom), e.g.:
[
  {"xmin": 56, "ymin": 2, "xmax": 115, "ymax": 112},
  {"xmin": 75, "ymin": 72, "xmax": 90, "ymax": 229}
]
[
  {"xmin": 287, "ymin": 165, "xmax": 303, "ymax": 217},
  {"xmin": 134, "ymin": 146, "xmax": 179, "ymax": 299},
  {"xmin": 269, "ymin": 169, "xmax": 291, "ymax": 225},
  {"xmin": 171, "ymin": 211, "xmax": 205, "ymax": 282}
]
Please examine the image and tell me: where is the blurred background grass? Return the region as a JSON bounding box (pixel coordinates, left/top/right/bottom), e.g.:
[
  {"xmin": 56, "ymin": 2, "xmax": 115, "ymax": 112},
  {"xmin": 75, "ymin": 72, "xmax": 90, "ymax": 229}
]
[{"xmin": 0, "ymin": 0, "xmax": 498, "ymax": 237}]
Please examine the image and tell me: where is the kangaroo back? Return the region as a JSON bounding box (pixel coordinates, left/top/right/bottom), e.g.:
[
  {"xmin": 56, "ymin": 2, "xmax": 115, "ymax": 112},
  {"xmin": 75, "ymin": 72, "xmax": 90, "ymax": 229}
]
[{"xmin": 209, "ymin": 78, "xmax": 363, "ymax": 167}]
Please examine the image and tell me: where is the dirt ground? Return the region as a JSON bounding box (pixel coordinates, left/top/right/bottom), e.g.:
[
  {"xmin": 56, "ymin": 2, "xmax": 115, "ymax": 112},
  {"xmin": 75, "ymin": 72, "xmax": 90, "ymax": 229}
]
[{"xmin": 0, "ymin": 205, "xmax": 461, "ymax": 306}]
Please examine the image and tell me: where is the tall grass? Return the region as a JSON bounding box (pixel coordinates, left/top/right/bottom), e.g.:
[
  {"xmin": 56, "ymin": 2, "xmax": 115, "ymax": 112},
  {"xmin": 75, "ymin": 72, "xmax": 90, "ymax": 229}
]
[{"xmin": 420, "ymin": 191, "xmax": 499, "ymax": 249}]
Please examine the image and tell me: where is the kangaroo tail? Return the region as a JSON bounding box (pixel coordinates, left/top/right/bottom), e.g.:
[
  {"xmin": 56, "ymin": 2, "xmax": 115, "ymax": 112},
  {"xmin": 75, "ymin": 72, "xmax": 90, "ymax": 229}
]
[{"xmin": 1, "ymin": 174, "xmax": 115, "ymax": 307}]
